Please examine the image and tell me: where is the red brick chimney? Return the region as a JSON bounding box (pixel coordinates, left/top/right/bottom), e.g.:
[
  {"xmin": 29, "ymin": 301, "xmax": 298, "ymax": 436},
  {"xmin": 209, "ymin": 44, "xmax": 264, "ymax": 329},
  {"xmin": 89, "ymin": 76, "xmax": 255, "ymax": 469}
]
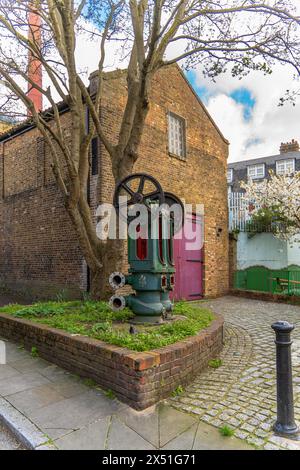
[
  {"xmin": 280, "ymin": 139, "xmax": 300, "ymax": 154},
  {"xmin": 27, "ymin": 5, "xmax": 42, "ymax": 114}
]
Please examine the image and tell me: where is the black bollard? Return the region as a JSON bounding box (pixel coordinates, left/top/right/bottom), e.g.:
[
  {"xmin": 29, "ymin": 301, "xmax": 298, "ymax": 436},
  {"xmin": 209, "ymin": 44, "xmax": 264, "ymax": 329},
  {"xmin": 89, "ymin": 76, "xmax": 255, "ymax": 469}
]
[{"xmin": 271, "ymin": 321, "xmax": 299, "ymax": 440}]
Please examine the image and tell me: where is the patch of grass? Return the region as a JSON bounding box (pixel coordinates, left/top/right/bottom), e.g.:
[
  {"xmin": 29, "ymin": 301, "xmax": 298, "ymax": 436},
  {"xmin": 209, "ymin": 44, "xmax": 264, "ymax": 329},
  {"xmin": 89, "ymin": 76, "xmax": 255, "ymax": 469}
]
[
  {"xmin": 219, "ymin": 425, "xmax": 235, "ymax": 437},
  {"xmin": 0, "ymin": 303, "xmax": 26, "ymax": 314},
  {"xmin": 208, "ymin": 358, "xmax": 223, "ymax": 369},
  {"xmin": 83, "ymin": 378, "xmax": 97, "ymax": 388},
  {"xmin": 0, "ymin": 299, "xmax": 214, "ymax": 352},
  {"xmin": 31, "ymin": 346, "xmax": 39, "ymax": 358},
  {"xmin": 105, "ymin": 389, "xmax": 116, "ymax": 400},
  {"xmin": 172, "ymin": 385, "xmax": 185, "ymax": 397},
  {"xmin": 15, "ymin": 304, "xmax": 65, "ymax": 317},
  {"xmin": 91, "ymin": 322, "xmax": 112, "ymax": 333}
]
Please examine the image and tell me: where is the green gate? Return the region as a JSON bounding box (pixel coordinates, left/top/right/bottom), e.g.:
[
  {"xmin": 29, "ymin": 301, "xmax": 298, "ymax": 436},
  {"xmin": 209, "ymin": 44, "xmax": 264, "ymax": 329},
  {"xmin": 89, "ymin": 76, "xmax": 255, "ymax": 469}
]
[{"xmin": 234, "ymin": 267, "xmax": 300, "ymax": 296}]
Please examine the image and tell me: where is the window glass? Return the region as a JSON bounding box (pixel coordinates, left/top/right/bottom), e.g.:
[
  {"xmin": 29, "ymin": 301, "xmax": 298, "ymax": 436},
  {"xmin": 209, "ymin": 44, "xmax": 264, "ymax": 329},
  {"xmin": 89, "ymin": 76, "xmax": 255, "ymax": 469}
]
[
  {"xmin": 168, "ymin": 113, "xmax": 186, "ymax": 158},
  {"xmin": 227, "ymin": 169, "xmax": 233, "ymax": 183},
  {"xmin": 247, "ymin": 164, "xmax": 265, "ymax": 179},
  {"xmin": 276, "ymin": 159, "xmax": 295, "ymax": 176}
]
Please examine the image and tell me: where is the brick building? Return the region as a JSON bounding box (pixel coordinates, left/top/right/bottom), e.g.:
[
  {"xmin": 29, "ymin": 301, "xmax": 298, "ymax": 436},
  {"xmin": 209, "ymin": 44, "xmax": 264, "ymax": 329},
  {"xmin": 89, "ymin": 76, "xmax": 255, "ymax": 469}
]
[
  {"xmin": 0, "ymin": 65, "xmax": 229, "ymax": 300},
  {"xmin": 227, "ymin": 139, "xmax": 300, "ymax": 192}
]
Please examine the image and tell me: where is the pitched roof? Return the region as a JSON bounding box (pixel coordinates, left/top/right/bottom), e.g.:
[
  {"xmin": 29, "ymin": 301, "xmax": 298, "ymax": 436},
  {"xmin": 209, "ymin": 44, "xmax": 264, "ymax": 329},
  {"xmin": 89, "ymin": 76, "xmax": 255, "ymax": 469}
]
[
  {"xmin": 0, "ymin": 101, "xmax": 69, "ymax": 143},
  {"xmin": 0, "ymin": 64, "xmax": 229, "ymax": 146},
  {"xmin": 228, "ymin": 151, "xmax": 300, "ymax": 169}
]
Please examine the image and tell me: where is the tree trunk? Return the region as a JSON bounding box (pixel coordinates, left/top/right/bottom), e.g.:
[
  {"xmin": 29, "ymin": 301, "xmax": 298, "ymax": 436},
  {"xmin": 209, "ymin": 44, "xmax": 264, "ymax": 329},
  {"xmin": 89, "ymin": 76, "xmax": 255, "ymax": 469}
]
[
  {"xmin": 90, "ymin": 239, "xmax": 126, "ymax": 300},
  {"xmin": 81, "ymin": 74, "xmax": 152, "ymax": 300}
]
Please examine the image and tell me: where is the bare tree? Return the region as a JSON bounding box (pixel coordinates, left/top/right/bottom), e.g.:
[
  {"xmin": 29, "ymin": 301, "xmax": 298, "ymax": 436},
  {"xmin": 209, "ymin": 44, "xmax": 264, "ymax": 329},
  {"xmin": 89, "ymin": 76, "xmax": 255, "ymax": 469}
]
[{"xmin": 0, "ymin": 0, "xmax": 299, "ymax": 297}]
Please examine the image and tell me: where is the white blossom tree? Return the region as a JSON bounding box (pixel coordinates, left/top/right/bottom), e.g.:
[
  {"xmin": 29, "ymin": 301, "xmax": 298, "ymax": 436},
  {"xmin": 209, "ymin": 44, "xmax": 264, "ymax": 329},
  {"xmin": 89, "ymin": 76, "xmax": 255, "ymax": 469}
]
[{"xmin": 242, "ymin": 171, "xmax": 300, "ymax": 239}]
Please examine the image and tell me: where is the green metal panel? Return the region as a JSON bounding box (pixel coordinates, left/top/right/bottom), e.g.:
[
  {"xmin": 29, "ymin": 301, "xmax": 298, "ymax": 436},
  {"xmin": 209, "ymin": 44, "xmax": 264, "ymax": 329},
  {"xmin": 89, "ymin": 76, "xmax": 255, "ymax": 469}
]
[
  {"xmin": 234, "ymin": 270, "xmax": 247, "ymax": 289},
  {"xmin": 246, "ymin": 267, "xmax": 270, "ymax": 292},
  {"xmin": 234, "ymin": 266, "xmax": 300, "ymax": 296}
]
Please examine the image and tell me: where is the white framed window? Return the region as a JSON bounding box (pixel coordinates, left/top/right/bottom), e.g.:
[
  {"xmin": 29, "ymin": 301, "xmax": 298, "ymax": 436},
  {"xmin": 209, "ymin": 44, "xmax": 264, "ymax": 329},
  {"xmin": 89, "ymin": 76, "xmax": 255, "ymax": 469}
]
[
  {"xmin": 227, "ymin": 169, "xmax": 233, "ymax": 183},
  {"xmin": 276, "ymin": 159, "xmax": 295, "ymax": 176},
  {"xmin": 168, "ymin": 112, "xmax": 186, "ymax": 159},
  {"xmin": 247, "ymin": 163, "xmax": 265, "ymax": 180}
]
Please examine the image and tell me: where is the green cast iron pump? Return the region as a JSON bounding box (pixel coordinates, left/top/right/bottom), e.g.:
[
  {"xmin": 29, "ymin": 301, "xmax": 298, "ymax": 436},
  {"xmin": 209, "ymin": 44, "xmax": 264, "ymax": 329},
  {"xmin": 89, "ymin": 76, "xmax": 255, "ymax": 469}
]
[{"xmin": 108, "ymin": 173, "xmax": 184, "ymax": 323}]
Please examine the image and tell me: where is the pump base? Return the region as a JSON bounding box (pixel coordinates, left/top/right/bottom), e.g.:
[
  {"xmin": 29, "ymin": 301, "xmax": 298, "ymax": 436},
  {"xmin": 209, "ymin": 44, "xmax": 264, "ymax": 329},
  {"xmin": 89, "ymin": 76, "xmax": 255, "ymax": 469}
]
[{"xmin": 131, "ymin": 315, "xmax": 164, "ymax": 325}]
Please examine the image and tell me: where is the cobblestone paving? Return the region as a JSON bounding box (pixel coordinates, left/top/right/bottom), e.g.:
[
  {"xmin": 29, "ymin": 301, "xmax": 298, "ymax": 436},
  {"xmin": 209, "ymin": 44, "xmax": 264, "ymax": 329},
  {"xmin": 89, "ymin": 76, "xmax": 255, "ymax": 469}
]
[{"xmin": 169, "ymin": 296, "xmax": 300, "ymax": 450}]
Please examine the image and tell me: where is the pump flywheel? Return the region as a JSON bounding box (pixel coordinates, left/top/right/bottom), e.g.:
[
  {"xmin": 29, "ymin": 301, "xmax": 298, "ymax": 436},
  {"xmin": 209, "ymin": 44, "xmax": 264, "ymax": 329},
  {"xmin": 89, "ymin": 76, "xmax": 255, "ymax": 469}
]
[{"xmin": 113, "ymin": 173, "xmax": 165, "ymax": 216}]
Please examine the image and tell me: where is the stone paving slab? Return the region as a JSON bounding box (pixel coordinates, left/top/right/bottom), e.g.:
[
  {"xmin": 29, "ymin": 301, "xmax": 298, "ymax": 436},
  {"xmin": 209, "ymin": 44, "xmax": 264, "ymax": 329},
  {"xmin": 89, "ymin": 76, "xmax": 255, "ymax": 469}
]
[
  {"xmin": 0, "ymin": 397, "xmax": 53, "ymax": 449},
  {"xmin": 0, "ymin": 335, "xmax": 252, "ymax": 450},
  {"xmin": 169, "ymin": 296, "xmax": 300, "ymax": 450},
  {"xmin": 54, "ymin": 416, "xmax": 110, "ymax": 450},
  {"xmin": 0, "ymin": 371, "xmax": 51, "ymax": 397}
]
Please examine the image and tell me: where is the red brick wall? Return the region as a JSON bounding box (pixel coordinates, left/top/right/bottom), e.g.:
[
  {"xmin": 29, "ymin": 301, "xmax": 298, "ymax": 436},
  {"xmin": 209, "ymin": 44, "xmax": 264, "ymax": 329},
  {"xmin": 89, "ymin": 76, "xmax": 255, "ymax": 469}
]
[{"xmin": 0, "ymin": 115, "xmax": 86, "ymax": 299}]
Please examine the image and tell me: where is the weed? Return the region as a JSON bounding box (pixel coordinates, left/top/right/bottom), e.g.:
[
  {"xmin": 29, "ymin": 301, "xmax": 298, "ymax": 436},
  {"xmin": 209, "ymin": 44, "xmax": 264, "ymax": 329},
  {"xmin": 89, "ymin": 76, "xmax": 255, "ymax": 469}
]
[
  {"xmin": 208, "ymin": 359, "xmax": 223, "ymax": 369},
  {"xmin": 219, "ymin": 425, "xmax": 235, "ymax": 437},
  {"xmin": 56, "ymin": 289, "xmax": 68, "ymax": 303},
  {"xmin": 172, "ymin": 385, "xmax": 185, "ymax": 397},
  {"xmin": 105, "ymin": 389, "xmax": 116, "ymax": 399},
  {"xmin": 82, "ymin": 291, "xmax": 92, "ymax": 302},
  {"xmin": 31, "ymin": 346, "xmax": 39, "ymax": 358},
  {"xmin": 91, "ymin": 322, "xmax": 111, "ymax": 333},
  {"xmin": 14, "ymin": 303, "xmax": 65, "ymax": 317},
  {"xmin": 83, "ymin": 378, "xmax": 97, "ymax": 387}
]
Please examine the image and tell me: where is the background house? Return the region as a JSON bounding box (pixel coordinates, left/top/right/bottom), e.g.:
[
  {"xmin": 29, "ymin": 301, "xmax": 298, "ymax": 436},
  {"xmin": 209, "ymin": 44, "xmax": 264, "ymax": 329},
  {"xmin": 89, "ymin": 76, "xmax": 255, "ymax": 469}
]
[
  {"xmin": 0, "ymin": 66, "xmax": 229, "ymax": 301},
  {"xmin": 227, "ymin": 139, "xmax": 300, "ymax": 295},
  {"xmin": 227, "ymin": 139, "xmax": 300, "ymax": 193}
]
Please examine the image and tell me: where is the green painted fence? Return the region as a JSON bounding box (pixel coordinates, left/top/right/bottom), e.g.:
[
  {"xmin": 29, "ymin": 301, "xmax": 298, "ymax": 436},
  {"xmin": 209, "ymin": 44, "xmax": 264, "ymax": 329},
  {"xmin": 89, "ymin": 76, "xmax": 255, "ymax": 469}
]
[{"xmin": 234, "ymin": 266, "xmax": 300, "ymax": 296}]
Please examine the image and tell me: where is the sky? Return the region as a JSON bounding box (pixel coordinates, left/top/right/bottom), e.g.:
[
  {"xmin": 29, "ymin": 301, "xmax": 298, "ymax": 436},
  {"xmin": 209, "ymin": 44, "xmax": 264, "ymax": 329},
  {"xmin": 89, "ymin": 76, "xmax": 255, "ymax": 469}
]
[{"xmin": 187, "ymin": 65, "xmax": 300, "ymax": 163}]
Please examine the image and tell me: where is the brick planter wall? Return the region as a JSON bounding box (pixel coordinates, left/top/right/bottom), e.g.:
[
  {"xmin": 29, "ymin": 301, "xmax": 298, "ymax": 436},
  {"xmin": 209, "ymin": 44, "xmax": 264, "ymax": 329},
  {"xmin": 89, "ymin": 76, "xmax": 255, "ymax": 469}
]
[{"xmin": 0, "ymin": 313, "xmax": 223, "ymax": 410}]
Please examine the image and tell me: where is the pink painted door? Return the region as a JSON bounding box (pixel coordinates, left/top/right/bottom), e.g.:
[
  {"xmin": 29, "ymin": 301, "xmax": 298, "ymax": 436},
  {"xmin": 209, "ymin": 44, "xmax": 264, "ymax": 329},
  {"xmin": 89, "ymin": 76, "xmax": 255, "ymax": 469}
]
[{"xmin": 171, "ymin": 214, "xmax": 204, "ymax": 301}]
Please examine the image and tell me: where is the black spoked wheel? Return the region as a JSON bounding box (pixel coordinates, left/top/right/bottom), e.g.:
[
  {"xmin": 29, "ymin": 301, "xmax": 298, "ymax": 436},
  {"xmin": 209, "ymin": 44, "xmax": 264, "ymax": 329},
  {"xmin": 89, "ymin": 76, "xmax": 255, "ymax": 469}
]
[{"xmin": 113, "ymin": 173, "xmax": 165, "ymax": 218}]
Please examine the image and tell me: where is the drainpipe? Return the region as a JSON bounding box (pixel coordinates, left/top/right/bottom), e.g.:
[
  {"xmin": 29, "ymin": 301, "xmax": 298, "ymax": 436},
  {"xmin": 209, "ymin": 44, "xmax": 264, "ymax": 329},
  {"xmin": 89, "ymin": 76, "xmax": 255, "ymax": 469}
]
[{"xmin": 85, "ymin": 106, "xmax": 91, "ymax": 293}]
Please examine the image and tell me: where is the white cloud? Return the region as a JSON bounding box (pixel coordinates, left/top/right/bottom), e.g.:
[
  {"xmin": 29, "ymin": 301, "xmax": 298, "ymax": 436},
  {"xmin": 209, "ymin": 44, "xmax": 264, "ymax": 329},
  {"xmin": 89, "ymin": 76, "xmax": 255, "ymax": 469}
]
[
  {"xmin": 194, "ymin": 64, "xmax": 300, "ymax": 163},
  {"xmin": 207, "ymin": 94, "xmax": 253, "ymax": 160},
  {"xmin": 75, "ymin": 22, "xmax": 126, "ymax": 80}
]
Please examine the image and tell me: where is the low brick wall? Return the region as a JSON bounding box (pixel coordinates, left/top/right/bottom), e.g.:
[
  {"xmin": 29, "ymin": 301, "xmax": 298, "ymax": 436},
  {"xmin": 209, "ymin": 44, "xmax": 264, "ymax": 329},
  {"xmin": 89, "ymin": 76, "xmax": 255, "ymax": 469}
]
[
  {"xmin": 231, "ymin": 288, "xmax": 300, "ymax": 305},
  {"xmin": 0, "ymin": 313, "xmax": 224, "ymax": 410}
]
